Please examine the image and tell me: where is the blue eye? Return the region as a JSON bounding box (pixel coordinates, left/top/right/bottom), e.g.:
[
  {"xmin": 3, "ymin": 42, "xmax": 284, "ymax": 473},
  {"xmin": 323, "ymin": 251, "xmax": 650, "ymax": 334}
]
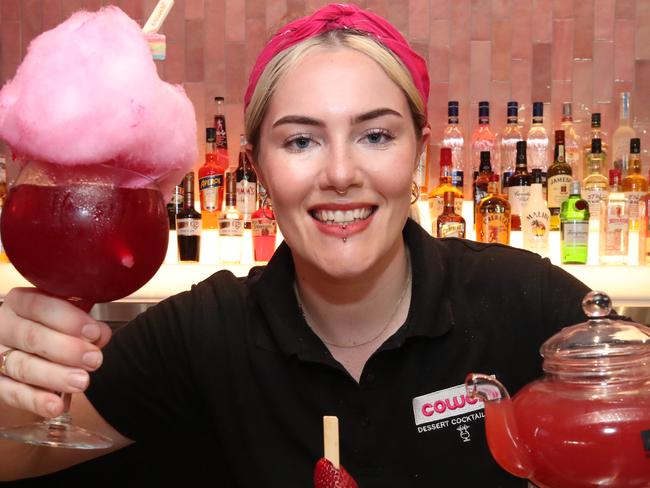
[
  {"xmin": 284, "ymin": 135, "xmax": 313, "ymax": 152},
  {"xmin": 363, "ymin": 129, "xmax": 394, "ymax": 145}
]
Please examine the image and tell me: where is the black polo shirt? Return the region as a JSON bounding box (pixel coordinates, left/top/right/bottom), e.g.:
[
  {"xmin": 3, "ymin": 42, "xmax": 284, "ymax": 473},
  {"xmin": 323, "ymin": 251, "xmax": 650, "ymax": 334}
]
[{"xmin": 84, "ymin": 219, "xmax": 589, "ymax": 487}]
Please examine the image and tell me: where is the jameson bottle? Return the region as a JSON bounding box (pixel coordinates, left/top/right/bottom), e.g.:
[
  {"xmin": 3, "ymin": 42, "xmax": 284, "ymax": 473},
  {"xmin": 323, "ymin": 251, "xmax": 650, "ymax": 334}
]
[
  {"xmin": 437, "ymin": 191, "xmax": 466, "ymax": 238},
  {"xmin": 547, "ymin": 130, "xmax": 573, "ymax": 231},
  {"xmin": 560, "ymin": 180, "xmax": 590, "ymax": 264},
  {"xmin": 507, "ymin": 140, "xmax": 532, "ymax": 231},
  {"xmin": 176, "ymin": 172, "xmax": 201, "ymax": 262}
]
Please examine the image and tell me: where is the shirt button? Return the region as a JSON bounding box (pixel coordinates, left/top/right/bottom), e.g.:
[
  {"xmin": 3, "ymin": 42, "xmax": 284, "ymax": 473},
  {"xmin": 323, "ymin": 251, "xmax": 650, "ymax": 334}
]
[
  {"xmin": 365, "ymin": 373, "xmax": 375, "ymax": 383},
  {"xmin": 360, "ymin": 417, "xmax": 370, "ymax": 428}
]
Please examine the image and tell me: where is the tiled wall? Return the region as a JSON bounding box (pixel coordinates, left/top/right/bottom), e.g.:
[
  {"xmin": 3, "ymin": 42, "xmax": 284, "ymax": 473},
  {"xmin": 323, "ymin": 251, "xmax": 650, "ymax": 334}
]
[{"xmin": 1, "ymin": 0, "xmax": 649, "ymax": 179}]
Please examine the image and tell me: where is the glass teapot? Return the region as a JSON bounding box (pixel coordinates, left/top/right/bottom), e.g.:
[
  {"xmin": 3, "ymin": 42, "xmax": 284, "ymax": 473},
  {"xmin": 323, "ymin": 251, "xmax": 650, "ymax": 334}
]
[{"xmin": 465, "ymin": 291, "xmax": 650, "ymax": 488}]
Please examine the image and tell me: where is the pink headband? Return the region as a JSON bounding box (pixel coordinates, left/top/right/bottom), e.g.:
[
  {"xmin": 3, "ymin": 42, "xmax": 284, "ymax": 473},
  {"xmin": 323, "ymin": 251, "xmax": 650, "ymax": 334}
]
[{"xmin": 244, "ymin": 3, "xmax": 429, "ymax": 117}]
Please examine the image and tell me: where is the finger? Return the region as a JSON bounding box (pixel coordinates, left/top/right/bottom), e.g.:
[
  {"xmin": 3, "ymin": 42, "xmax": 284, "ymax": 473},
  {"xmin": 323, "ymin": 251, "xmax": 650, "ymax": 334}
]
[
  {"xmin": 1, "ymin": 349, "xmax": 91, "ymax": 394},
  {"xmin": 0, "ymin": 375, "xmax": 63, "ymax": 418},
  {"xmin": 1, "ymin": 314, "xmax": 103, "ymax": 371},
  {"xmin": 4, "ymin": 288, "xmax": 105, "ymax": 339}
]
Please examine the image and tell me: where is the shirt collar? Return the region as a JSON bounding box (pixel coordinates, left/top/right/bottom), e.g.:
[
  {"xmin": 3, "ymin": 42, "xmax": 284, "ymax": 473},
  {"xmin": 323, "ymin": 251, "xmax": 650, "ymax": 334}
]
[{"xmin": 250, "ymin": 219, "xmax": 454, "ymax": 357}]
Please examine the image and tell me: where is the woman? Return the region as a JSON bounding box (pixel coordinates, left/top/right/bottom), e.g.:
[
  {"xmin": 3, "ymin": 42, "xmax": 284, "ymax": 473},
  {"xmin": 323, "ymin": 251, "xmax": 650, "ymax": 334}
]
[{"xmin": 0, "ymin": 4, "xmax": 588, "ymax": 485}]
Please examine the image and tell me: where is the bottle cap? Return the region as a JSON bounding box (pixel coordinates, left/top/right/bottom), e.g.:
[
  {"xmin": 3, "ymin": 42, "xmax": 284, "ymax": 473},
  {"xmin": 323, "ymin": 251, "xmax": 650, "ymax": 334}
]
[
  {"xmin": 591, "ymin": 112, "xmax": 601, "ymax": 128},
  {"xmin": 448, "ymin": 100, "xmax": 459, "ymax": 117},
  {"xmin": 562, "ymin": 102, "xmax": 572, "ymax": 118},
  {"xmin": 479, "ymin": 151, "xmax": 491, "ymax": 172},
  {"xmin": 440, "ymin": 147, "xmax": 452, "ymax": 166},
  {"xmin": 570, "ymin": 180, "xmax": 581, "ymax": 195},
  {"xmin": 555, "ymin": 129, "xmax": 565, "ymax": 144},
  {"xmin": 215, "ymin": 96, "xmax": 225, "ymax": 102},
  {"xmin": 630, "ymin": 137, "xmax": 641, "ymax": 154},
  {"xmin": 516, "ymin": 140, "xmax": 527, "ymax": 155},
  {"xmin": 532, "ymin": 102, "xmax": 543, "ymax": 117},
  {"xmin": 531, "ymin": 168, "xmax": 544, "ymax": 184},
  {"xmin": 591, "ymin": 138, "xmax": 602, "ymax": 153},
  {"xmin": 478, "ymin": 101, "xmax": 489, "ymax": 118},
  {"xmin": 609, "ymin": 168, "xmax": 622, "ymax": 186},
  {"xmin": 507, "ymin": 101, "xmax": 518, "ymax": 118}
]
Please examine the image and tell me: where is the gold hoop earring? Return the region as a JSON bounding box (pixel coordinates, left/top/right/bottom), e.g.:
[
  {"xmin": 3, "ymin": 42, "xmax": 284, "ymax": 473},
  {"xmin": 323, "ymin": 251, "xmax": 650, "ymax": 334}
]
[{"xmin": 410, "ymin": 181, "xmax": 420, "ymax": 205}]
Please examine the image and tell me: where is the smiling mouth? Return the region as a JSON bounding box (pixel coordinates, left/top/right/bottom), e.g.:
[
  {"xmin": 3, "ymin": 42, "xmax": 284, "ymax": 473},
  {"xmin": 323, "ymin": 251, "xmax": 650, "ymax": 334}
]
[{"xmin": 310, "ymin": 206, "xmax": 377, "ymax": 225}]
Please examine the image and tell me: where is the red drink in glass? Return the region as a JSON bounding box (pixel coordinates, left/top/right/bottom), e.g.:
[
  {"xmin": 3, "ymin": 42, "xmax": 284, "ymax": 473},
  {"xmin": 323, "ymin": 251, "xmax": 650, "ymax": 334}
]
[
  {"xmin": 1, "ymin": 183, "xmax": 168, "ymax": 306},
  {"xmin": 0, "ymin": 160, "xmax": 168, "ymax": 449}
]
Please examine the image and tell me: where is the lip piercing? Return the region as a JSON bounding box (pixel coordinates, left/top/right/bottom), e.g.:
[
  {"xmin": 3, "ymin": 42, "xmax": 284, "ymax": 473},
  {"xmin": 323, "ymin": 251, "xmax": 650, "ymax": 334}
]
[{"xmin": 342, "ymin": 237, "xmax": 347, "ymax": 243}]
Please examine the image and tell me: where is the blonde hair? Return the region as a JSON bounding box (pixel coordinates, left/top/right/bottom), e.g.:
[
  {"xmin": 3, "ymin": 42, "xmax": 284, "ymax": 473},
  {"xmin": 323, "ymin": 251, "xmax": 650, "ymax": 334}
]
[{"xmin": 245, "ymin": 30, "xmax": 427, "ymax": 160}]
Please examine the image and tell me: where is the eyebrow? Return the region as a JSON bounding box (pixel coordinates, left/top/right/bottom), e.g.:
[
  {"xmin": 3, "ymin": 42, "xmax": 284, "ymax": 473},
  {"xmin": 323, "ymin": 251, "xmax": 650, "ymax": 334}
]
[{"xmin": 271, "ymin": 107, "xmax": 403, "ymax": 128}]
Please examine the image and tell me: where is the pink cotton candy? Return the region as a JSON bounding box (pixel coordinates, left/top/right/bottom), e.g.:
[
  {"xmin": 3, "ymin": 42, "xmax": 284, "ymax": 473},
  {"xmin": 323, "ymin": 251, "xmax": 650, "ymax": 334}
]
[{"xmin": 0, "ymin": 6, "xmax": 197, "ymax": 197}]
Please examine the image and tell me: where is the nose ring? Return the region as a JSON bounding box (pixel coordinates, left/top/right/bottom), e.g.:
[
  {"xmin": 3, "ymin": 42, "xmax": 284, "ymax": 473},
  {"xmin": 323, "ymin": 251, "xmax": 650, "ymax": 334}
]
[{"xmin": 335, "ymin": 189, "xmax": 346, "ymax": 196}]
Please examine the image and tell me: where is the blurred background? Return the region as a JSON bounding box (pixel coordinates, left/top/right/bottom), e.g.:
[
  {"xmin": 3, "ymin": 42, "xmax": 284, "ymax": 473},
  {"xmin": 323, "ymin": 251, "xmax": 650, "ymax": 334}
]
[{"xmin": 0, "ymin": 0, "xmax": 648, "ymax": 181}]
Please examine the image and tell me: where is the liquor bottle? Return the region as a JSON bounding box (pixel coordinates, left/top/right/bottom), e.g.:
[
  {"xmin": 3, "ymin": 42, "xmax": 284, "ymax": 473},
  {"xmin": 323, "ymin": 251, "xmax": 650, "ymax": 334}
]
[
  {"xmin": 612, "ymin": 92, "xmax": 636, "ymax": 175},
  {"xmin": 507, "ymin": 141, "xmax": 532, "ymax": 231},
  {"xmin": 531, "ymin": 168, "xmax": 547, "ymax": 201},
  {"xmin": 218, "ymin": 171, "xmax": 244, "ymax": 264},
  {"xmin": 166, "ymin": 178, "xmax": 184, "ymax": 230},
  {"xmin": 560, "ymin": 102, "xmax": 582, "ymax": 181},
  {"xmin": 522, "ymin": 183, "xmax": 550, "ymax": 257},
  {"xmin": 251, "ymin": 196, "xmax": 276, "ymax": 262},
  {"xmin": 0, "ymin": 155, "xmax": 8, "ymax": 263},
  {"xmin": 498, "ymin": 101, "xmax": 522, "ymax": 191},
  {"xmin": 442, "ymin": 101, "xmax": 465, "ymax": 192},
  {"xmin": 476, "ymin": 177, "xmax": 511, "ymax": 244},
  {"xmin": 414, "ymin": 143, "xmax": 430, "ymax": 199},
  {"xmin": 199, "ymin": 127, "xmax": 228, "ymax": 229},
  {"xmin": 176, "ymin": 172, "xmax": 201, "ymax": 262},
  {"xmin": 600, "ymin": 191, "xmax": 629, "ymax": 265},
  {"xmin": 470, "ymin": 101, "xmax": 496, "ymax": 180},
  {"xmin": 640, "ymin": 192, "xmax": 650, "ymax": 265},
  {"xmin": 622, "ymin": 138, "xmax": 648, "ymax": 232},
  {"xmin": 560, "ymin": 181, "xmax": 590, "ymax": 264},
  {"xmin": 527, "ymin": 102, "xmax": 549, "ymax": 179},
  {"xmin": 214, "ymin": 96, "xmax": 230, "ymax": 167},
  {"xmin": 235, "ymin": 134, "xmax": 258, "ymax": 228},
  {"xmin": 547, "ymin": 130, "xmax": 573, "ymax": 231},
  {"xmin": 429, "ymin": 147, "xmax": 463, "ymax": 234},
  {"xmin": 437, "ymin": 191, "xmax": 466, "ymax": 238},
  {"xmin": 473, "ymin": 151, "xmax": 493, "ymax": 223},
  {"xmin": 609, "ymin": 169, "xmax": 623, "ymax": 192},
  {"xmin": 583, "ymin": 113, "xmax": 608, "ymax": 177},
  {"xmin": 582, "ymin": 138, "xmax": 609, "ymax": 222}
]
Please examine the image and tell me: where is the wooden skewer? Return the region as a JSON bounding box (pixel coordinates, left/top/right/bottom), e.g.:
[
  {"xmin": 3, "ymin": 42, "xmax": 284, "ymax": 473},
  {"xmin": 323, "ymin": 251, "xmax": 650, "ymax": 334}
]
[{"xmin": 323, "ymin": 415, "xmax": 340, "ymax": 469}]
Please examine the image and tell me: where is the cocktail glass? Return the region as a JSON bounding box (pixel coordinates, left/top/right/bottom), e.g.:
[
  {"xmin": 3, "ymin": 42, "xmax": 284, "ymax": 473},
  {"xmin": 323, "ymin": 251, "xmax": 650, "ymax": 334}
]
[{"xmin": 0, "ymin": 159, "xmax": 169, "ymax": 448}]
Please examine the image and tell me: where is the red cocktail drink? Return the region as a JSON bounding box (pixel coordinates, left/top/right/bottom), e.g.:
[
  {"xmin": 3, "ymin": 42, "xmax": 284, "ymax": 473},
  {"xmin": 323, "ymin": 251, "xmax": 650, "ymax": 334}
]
[
  {"xmin": 0, "ymin": 160, "xmax": 169, "ymax": 449},
  {"xmin": 1, "ymin": 183, "xmax": 168, "ymax": 307},
  {"xmin": 486, "ymin": 381, "xmax": 650, "ymax": 488}
]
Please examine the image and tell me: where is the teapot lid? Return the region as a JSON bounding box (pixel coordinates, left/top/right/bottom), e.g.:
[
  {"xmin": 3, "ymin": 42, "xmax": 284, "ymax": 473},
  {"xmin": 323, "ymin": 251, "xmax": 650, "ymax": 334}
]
[{"xmin": 541, "ymin": 291, "xmax": 650, "ymax": 382}]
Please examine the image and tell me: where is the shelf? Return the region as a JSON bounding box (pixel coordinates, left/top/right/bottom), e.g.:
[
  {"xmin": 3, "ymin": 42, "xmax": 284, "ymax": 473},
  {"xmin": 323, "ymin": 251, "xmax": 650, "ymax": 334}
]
[{"xmin": 1, "ymin": 258, "xmax": 649, "ymax": 307}]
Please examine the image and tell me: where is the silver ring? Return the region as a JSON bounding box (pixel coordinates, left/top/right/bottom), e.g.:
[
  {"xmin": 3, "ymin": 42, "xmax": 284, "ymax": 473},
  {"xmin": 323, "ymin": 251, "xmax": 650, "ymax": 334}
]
[{"xmin": 0, "ymin": 348, "xmax": 16, "ymax": 377}]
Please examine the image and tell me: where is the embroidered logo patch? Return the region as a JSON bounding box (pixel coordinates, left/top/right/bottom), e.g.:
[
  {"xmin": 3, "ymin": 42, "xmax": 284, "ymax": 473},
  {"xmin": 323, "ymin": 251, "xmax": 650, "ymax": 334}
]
[{"xmin": 412, "ymin": 383, "xmax": 485, "ymax": 437}]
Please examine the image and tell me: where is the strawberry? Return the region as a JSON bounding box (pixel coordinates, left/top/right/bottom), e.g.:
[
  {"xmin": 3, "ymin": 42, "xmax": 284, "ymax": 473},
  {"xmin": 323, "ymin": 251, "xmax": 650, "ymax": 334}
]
[{"xmin": 314, "ymin": 458, "xmax": 359, "ymax": 488}]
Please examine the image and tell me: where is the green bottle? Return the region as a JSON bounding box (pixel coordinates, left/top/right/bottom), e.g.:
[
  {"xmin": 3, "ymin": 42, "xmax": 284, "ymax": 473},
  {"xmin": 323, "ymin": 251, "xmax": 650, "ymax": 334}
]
[{"xmin": 560, "ymin": 180, "xmax": 590, "ymax": 264}]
